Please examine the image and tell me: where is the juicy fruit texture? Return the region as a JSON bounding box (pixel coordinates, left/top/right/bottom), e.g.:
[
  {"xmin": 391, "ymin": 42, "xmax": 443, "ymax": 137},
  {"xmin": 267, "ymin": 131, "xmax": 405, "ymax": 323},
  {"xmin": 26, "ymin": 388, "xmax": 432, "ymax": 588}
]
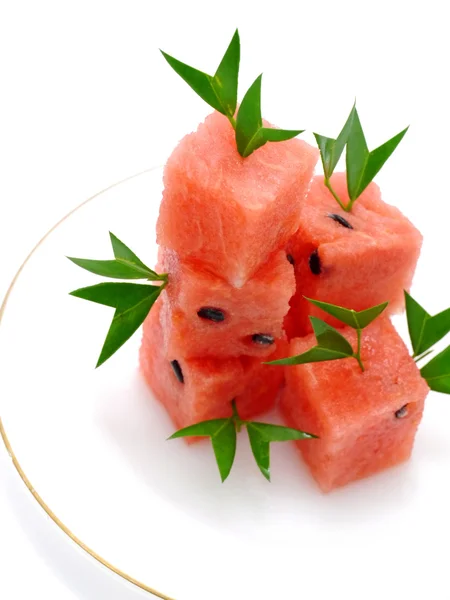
[
  {"xmin": 158, "ymin": 247, "xmax": 295, "ymax": 358},
  {"xmin": 285, "ymin": 173, "xmax": 423, "ymax": 337},
  {"xmin": 140, "ymin": 301, "xmax": 287, "ymax": 438},
  {"xmin": 157, "ymin": 110, "xmax": 318, "ymax": 287},
  {"xmin": 280, "ymin": 318, "xmax": 429, "ymax": 492}
]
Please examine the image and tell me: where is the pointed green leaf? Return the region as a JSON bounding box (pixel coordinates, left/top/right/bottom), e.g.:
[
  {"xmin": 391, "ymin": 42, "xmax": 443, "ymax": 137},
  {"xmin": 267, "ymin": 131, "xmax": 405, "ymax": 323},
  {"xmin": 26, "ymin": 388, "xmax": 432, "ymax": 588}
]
[
  {"xmin": 236, "ymin": 74, "xmax": 263, "ymax": 156},
  {"xmin": 356, "ymin": 126, "xmax": 409, "ymax": 198},
  {"xmin": 210, "ymin": 419, "xmax": 237, "ymax": 482},
  {"xmin": 353, "ymin": 302, "xmax": 389, "ymax": 329},
  {"xmin": 247, "ymin": 422, "xmax": 317, "ymax": 481},
  {"xmin": 346, "ymin": 108, "xmax": 369, "ymax": 201},
  {"xmin": 405, "ymin": 291, "xmax": 430, "ymax": 355},
  {"xmin": 169, "ymin": 418, "xmax": 231, "ymax": 439},
  {"xmin": 306, "ymin": 297, "xmax": 388, "ymax": 330},
  {"xmin": 314, "ymin": 103, "xmax": 356, "ymax": 178},
  {"xmin": 420, "ymin": 345, "xmax": 450, "ymax": 394},
  {"xmin": 405, "ymin": 291, "xmax": 450, "ymax": 357},
  {"xmin": 346, "ymin": 109, "xmax": 408, "ymax": 203},
  {"xmin": 68, "ymin": 233, "xmax": 164, "ymax": 281},
  {"xmin": 265, "ymin": 345, "xmax": 353, "ymax": 366},
  {"xmin": 161, "ymin": 30, "xmax": 240, "ymax": 118},
  {"xmin": 67, "ymin": 257, "xmax": 150, "ymax": 280},
  {"xmin": 332, "ymin": 102, "xmax": 357, "ymax": 173},
  {"xmin": 70, "ymin": 282, "xmax": 160, "ymax": 308},
  {"xmin": 160, "ymin": 51, "xmax": 223, "ymax": 113},
  {"xmin": 247, "ymin": 422, "xmax": 318, "ymax": 442},
  {"xmin": 313, "ymin": 134, "xmax": 335, "ymax": 178},
  {"xmin": 96, "ymin": 287, "xmax": 162, "ymax": 367},
  {"xmin": 212, "ymin": 29, "xmax": 240, "ymax": 117},
  {"xmin": 247, "ymin": 426, "xmax": 271, "ymax": 480},
  {"xmin": 109, "ymin": 232, "xmax": 162, "ymax": 279},
  {"xmin": 70, "ymin": 282, "xmax": 162, "ymax": 367},
  {"xmin": 169, "ymin": 418, "xmax": 236, "ymax": 482},
  {"xmin": 310, "ymin": 316, "xmax": 354, "ymax": 355},
  {"xmin": 235, "ymin": 74, "xmax": 303, "ymax": 157},
  {"xmin": 261, "ymin": 127, "xmax": 304, "ymax": 142},
  {"xmin": 422, "ymin": 308, "xmax": 450, "ymax": 355}
]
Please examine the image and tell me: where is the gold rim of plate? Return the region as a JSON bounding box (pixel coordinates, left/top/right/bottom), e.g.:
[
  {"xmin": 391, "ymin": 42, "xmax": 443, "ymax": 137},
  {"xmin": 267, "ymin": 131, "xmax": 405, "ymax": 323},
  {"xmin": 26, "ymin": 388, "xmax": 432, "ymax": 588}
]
[{"xmin": 0, "ymin": 168, "xmax": 174, "ymax": 600}]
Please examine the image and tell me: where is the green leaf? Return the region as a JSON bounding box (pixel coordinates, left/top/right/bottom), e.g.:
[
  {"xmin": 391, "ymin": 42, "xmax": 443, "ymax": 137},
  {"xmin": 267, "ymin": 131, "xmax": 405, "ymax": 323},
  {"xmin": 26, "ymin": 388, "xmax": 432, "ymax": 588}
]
[
  {"xmin": 70, "ymin": 282, "xmax": 162, "ymax": 367},
  {"xmin": 247, "ymin": 426, "xmax": 271, "ymax": 480},
  {"xmin": 169, "ymin": 418, "xmax": 237, "ymax": 482},
  {"xmin": 161, "ymin": 29, "xmax": 240, "ymax": 119},
  {"xmin": 247, "ymin": 422, "xmax": 317, "ymax": 481},
  {"xmin": 358, "ymin": 127, "xmax": 409, "ymax": 197},
  {"xmin": 405, "ymin": 291, "xmax": 450, "ymax": 357},
  {"xmin": 305, "ymin": 297, "xmax": 388, "ymax": 330},
  {"xmin": 109, "ymin": 232, "xmax": 161, "ymax": 279},
  {"xmin": 67, "ymin": 257, "xmax": 150, "ymax": 280},
  {"xmin": 345, "ymin": 109, "xmax": 369, "ymax": 201},
  {"xmin": 265, "ymin": 345, "xmax": 353, "ymax": 366},
  {"xmin": 160, "ymin": 52, "xmax": 223, "ymax": 113},
  {"xmin": 235, "ymin": 74, "xmax": 303, "ymax": 158},
  {"xmin": 314, "ymin": 102, "xmax": 356, "ymax": 178},
  {"xmin": 420, "ymin": 345, "xmax": 450, "ymax": 394},
  {"xmin": 310, "ymin": 316, "xmax": 354, "ymax": 355},
  {"xmin": 212, "ymin": 29, "xmax": 240, "ymax": 117},
  {"xmin": 68, "ymin": 233, "xmax": 164, "ymax": 281},
  {"xmin": 346, "ymin": 108, "xmax": 408, "ymax": 202},
  {"xmin": 405, "ymin": 291, "xmax": 430, "ymax": 356},
  {"xmin": 266, "ymin": 317, "xmax": 353, "ymax": 366}
]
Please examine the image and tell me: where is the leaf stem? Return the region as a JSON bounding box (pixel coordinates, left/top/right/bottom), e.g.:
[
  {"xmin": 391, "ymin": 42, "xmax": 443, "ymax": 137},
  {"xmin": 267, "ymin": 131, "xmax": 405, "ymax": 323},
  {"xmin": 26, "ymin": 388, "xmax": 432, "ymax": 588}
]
[
  {"xmin": 227, "ymin": 114, "xmax": 236, "ymax": 129},
  {"xmin": 324, "ymin": 178, "xmax": 350, "ymax": 212},
  {"xmin": 231, "ymin": 399, "xmax": 243, "ymax": 432},
  {"xmin": 354, "ymin": 328, "xmax": 365, "ymax": 372}
]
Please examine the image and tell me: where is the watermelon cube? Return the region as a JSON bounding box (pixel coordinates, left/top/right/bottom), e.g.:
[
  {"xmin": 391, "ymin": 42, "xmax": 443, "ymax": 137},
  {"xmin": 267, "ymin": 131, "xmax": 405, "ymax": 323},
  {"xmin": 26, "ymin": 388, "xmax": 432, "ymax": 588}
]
[
  {"xmin": 156, "ymin": 111, "xmax": 318, "ymax": 287},
  {"xmin": 157, "ymin": 247, "xmax": 295, "ymax": 358},
  {"xmin": 280, "ymin": 318, "xmax": 429, "ymax": 492},
  {"xmin": 285, "ymin": 173, "xmax": 422, "ymax": 337},
  {"xmin": 140, "ymin": 301, "xmax": 287, "ymax": 435}
]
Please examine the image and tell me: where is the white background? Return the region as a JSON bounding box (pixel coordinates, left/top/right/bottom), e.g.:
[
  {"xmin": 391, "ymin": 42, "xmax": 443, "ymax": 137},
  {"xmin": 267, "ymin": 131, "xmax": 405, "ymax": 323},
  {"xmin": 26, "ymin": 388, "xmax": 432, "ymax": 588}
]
[{"xmin": 1, "ymin": 1, "xmax": 450, "ymax": 598}]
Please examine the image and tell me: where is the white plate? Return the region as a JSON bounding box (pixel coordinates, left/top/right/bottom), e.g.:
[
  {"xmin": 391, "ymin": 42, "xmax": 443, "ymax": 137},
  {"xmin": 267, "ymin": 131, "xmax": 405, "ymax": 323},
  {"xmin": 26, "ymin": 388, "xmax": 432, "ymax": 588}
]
[{"xmin": 1, "ymin": 168, "xmax": 450, "ymax": 600}]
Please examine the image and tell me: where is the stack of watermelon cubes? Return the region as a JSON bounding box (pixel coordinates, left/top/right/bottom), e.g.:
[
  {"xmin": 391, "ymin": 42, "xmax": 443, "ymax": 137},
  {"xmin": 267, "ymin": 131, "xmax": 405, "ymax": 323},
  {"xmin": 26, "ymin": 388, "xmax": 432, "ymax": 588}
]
[
  {"xmin": 281, "ymin": 173, "xmax": 426, "ymax": 491},
  {"xmin": 141, "ymin": 110, "xmax": 428, "ymax": 491},
  {"xmin": 140, "ymin": 111, "xmax": 318, "ymax": 430}
]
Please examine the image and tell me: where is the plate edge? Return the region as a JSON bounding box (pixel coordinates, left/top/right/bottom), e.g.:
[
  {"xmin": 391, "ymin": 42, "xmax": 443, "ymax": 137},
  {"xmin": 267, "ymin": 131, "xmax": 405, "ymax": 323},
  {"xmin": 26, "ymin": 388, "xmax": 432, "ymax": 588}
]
[{"xmin": 0, "ymin": 167, "xmax": 174, "ymax": 600}]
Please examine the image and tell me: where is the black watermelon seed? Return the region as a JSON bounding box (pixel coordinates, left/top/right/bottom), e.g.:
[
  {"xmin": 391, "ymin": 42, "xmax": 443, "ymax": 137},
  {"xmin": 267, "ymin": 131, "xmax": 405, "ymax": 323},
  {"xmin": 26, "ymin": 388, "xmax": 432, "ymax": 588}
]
[
  {"xmin": 287, "ymin": 254, "xmax": 295, "ymax": 265},
  {"xmin": 327, "ymin": 213, "xmax": 354, "ymax": 230},
  {"xmin": 252, "ymin": 333, "xmax": 275, "ymax": 346},
  {"xmin": 197, "ymin": 307, "xmax": 226, "ymax": 322},
  {"xmin": 395, "ymin": 404, "xmax": 408, "ymax": 419},
  {"xmin": 309, "ymin": 250, "xmax": 322, "ymax": 275},
  {"xmin": 170, "ymin": 360, "xmax": 184, "ymax": 383}
]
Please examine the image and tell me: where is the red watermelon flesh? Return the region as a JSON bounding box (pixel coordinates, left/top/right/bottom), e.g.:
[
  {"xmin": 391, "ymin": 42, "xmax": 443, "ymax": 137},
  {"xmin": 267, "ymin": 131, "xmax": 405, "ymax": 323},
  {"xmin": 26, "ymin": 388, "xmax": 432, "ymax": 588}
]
[
  {"xmin": 280, "ymin": 318, "xmax": 429, "ymax": 492},
  {"xmin": 157, "ymin": 246, "xmax": 295, "ymax": 358},
  {"xmin": 156, "ymin": 111, "xmax": 318, "ymax": 288},
  {"xmin": 140, "ymin": 301, "xmax": 287, "ymax": 440},
  {"xmin": 285, "ymin": 173, "xmax": 422, "ymax": 338}
]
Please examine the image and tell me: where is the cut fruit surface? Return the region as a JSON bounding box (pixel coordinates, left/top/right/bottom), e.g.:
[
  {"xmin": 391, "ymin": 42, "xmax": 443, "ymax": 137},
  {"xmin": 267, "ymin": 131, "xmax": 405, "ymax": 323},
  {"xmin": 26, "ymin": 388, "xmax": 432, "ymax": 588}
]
[
  {"xmin": 280, "ymin": 318, "xmax": 429, "ymax": 492},
  {"xmin": 157, "ymin": 247, "xmax": 295, "ymax": 358},
  {"xmin": 156, "ymin": 110, "xmax": 318, "ymax": 287},
  {"xmin": 140, "ymin": 301, "xmax": 287, "ymax": 438},
  {"xmin": 285, "ymin": 173, "xmax": 422, "ymax": 337}
]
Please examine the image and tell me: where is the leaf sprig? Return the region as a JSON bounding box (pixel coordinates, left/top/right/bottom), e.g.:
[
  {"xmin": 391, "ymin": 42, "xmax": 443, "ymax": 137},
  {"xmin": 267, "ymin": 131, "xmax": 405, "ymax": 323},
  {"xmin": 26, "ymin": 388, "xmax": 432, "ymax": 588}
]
[
  {"xmin": 405, "ymin": 291, "xmax": 450, "ymax": 394},
  {"xmin": 161, "ymin": 29, "xmax": 240, "ymax": 128},
  {"xmin": 314, "ymin": 104, "xmax": 408, "ymax": 212},
  {"xmin": 162, "ymin": 29, "xmax": 304, "ymax": 158},
  {"xmin": 68, "ymin": 233, "xmax": 167, "ymax": 367},
  {"xmin": 266, "ymin": 298, "xmax": 389, "ymax": 372},
  {"xmin": 169, "ymin": 401, "xmax": 317, "ymax": 482}
]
